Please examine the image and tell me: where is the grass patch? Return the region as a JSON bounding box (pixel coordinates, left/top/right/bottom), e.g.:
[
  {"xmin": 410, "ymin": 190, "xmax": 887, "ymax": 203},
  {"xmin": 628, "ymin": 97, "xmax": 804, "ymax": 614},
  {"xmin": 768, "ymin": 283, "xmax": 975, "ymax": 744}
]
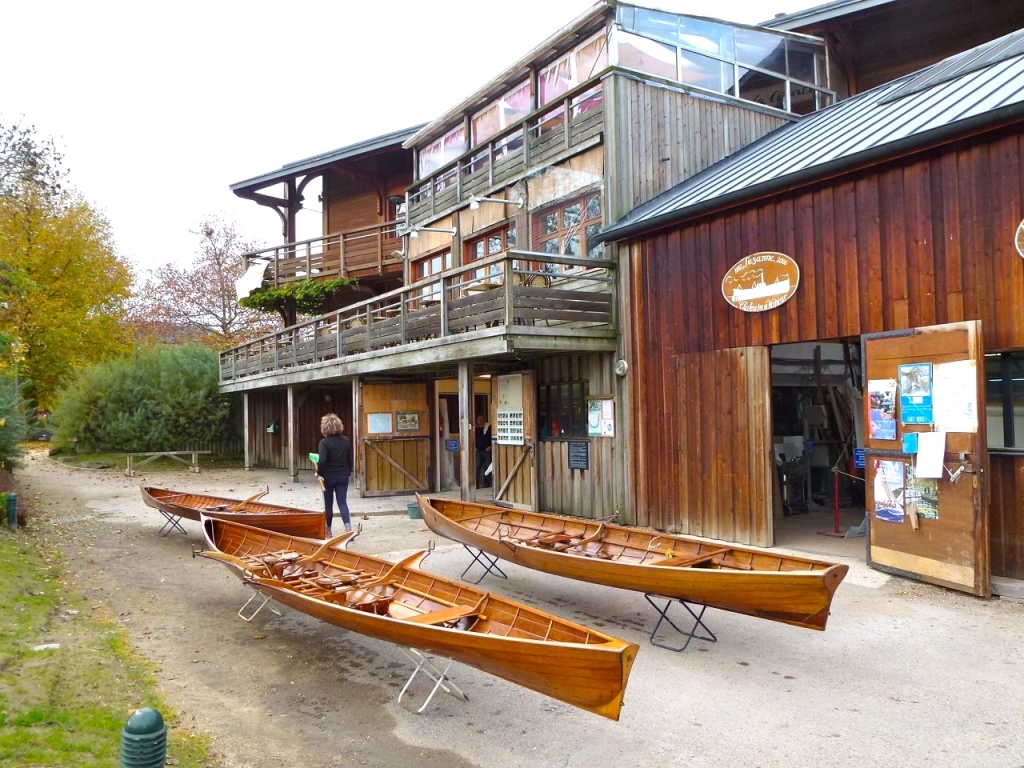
[{"xmin": 0, "ymin": 527, "xmax": 215, "ymax": 766}]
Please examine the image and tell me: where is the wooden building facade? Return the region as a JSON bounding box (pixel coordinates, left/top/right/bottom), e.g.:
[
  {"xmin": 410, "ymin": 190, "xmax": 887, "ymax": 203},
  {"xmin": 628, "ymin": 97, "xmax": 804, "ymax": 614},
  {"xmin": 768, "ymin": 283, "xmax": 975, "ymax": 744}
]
[{"xmin": 604, "ymin": 29, "xmax": 1024, "ymax": 595}]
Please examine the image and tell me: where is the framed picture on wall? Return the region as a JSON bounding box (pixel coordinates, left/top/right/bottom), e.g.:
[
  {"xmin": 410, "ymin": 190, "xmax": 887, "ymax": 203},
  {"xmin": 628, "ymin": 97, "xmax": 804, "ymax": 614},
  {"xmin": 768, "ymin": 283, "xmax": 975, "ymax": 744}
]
[{"xmin": 396, "ymin": 411, "xmax": 420, "ymax": 432}]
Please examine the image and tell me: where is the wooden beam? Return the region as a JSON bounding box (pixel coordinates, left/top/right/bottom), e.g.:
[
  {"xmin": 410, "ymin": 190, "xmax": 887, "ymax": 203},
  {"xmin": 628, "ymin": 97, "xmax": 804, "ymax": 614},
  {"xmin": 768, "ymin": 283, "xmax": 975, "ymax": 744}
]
[
  {"xmin": 287, "ymin": 385, "xmax": 297, "ymax": 482},
  {"xmin": 459, "ymin": 361, "xmax": 472, "ymax": 501},
  {"xmin": 243, "ymin": 392, "xmax": 252, "ymax": 471}
]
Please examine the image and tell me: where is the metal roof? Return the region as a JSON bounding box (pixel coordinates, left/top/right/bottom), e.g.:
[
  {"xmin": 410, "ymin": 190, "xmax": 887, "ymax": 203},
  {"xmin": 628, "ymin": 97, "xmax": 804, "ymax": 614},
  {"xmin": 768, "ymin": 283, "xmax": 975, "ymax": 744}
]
[
  {"xmin": 230, "ymin": 125, "xmax": 424, "ymax": 194},
  {"xmin": 762, "ymin": 0, "xmax": 894, "ymax": 30},
  {"xmin": 601, "ymin": 27, "xmax": 1024, "ymax": 242}
]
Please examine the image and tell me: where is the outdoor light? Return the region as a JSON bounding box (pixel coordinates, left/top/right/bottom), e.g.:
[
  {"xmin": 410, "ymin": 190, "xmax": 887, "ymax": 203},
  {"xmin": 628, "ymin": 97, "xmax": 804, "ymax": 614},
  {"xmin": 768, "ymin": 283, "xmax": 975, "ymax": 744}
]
[
  {"xmin": 407, "ymin": 225, "xmax": 457, "ymax": 239},
  {"xmin": 468, "ymin": 195, "xmax": 524, "ymax": 210}
]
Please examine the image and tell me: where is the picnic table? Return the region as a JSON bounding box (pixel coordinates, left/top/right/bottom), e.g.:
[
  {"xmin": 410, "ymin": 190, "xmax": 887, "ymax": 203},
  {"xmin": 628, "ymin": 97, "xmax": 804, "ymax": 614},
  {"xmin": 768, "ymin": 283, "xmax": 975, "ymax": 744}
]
[{"xmin": 119, "ymin": 450, "xmax": 212, "ymax": 477}]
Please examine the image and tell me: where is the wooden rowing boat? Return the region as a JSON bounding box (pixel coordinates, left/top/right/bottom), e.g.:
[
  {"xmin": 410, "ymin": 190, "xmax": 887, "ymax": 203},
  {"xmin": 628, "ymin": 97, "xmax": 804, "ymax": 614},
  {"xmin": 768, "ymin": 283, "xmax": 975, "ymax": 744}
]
[
  {"xmin": 198, "ymin": 516, "xmax": 638, "ymax": 720},
  {"xmin": 141, "ymin": 486, "xmax": 325, "ymax": 539},
  {"xmin": 417, "ymin": 496, "xmax": 848, "ymax": 631}
]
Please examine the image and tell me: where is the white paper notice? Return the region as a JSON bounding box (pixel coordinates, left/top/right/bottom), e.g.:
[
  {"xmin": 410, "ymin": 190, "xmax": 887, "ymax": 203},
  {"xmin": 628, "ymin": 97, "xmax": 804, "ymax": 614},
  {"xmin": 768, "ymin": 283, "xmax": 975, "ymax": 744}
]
[
  {"xmin": 932, "ymin": 360, "xmax": 978, "ymax": 433},
  {"xmin": 915, "ymin": 431, "xmax": 946, "ymax": 479}
]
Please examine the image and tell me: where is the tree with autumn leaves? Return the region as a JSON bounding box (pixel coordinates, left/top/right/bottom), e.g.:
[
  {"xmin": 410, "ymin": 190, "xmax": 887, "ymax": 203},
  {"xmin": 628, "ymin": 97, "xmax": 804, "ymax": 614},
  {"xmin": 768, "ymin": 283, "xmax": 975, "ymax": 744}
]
[
  {"xmin": 129, "ymin": 219, "xmax": 278, "ymax": 349},
  {"xmin": 0, "ymin": 120, "xmax": 132, "ymax": 411}
]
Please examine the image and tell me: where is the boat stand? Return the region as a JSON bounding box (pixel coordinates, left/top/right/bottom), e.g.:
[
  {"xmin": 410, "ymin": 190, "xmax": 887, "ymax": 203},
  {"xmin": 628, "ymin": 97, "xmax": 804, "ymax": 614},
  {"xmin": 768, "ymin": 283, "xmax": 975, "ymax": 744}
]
[
  {"xmin": 459, "ymin": 544, "xmax": 508, "ymax": 585},
  {"xmin": 156, "ymin": 510, "xmax": 187, "ymax": 537},
  {"xmin": 237, "ymin": 587, "xmax": 281, "ymax": 622},
  {"xmin": 644, "ymin": 594, "xmax": 717, "ymax": 652},
  {"xmin": 397, "ymin": 647, "xmax": 468, "ymax": 713}
]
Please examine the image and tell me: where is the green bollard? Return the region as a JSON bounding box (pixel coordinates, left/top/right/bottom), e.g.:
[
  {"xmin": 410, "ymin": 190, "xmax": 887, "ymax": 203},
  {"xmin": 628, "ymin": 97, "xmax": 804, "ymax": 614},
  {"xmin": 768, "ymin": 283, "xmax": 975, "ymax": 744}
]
[
  {"xmin": 6, "ymin": 493, "xmax": 15, "ymax": 531},
  {"xmin": 120, "ymin": 707, "xmax": 167, "ymax": 768}
]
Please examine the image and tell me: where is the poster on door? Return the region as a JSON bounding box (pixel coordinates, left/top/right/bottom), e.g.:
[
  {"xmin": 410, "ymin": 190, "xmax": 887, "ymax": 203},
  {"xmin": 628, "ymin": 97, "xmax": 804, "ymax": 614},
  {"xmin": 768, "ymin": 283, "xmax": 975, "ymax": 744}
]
[
  {"xmin": 898, "ymin": 362, "xmax": 933, "ymax": 425},
  {"xmin": 868, "ymin": 379, "xmax": 898, "ymax": 440},
  {"xmin": 873, "ymin": 459, "xmax": 905, "ymax": 523}
]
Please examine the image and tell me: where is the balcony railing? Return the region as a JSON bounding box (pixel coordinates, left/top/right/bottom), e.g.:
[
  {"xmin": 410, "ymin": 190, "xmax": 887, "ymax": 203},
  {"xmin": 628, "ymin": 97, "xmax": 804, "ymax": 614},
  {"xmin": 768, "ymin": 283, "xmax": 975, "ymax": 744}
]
[
  {"xmin": 409, "ymin": 80, "xmax": 605, "ymax": 222},
  {"xmin": 243, "ymin": 219, "xmax": 405, "ymax": 288},
  {"xmin": 221, "ymin": 250, "xmax": 616, "ymax": 382}
]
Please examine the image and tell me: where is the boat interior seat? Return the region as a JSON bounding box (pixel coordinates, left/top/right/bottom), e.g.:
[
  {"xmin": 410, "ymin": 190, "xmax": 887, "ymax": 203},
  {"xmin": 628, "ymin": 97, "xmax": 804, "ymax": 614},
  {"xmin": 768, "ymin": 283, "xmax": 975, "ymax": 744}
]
[
  {"xmin": 530, "ymin": 532, "xmax": 575, "ymax": 548},
  {"xmin": 651, "ymin": 548, "xmax": 730, "ymax": 568},
  {"xmin": 405, "ymin": 604, "xmax": 480, "ymax": 626}
]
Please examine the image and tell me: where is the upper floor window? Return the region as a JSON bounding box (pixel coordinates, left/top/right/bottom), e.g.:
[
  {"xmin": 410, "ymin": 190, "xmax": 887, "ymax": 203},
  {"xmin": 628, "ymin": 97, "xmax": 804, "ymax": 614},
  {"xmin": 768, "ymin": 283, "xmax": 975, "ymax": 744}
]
[
  {"xmin": 538, "ymin": 33, "xmax": 608, "ymax": 106},
  {"xmin": 532, "ymin": 192, "xmax": 604, "ymax": 267},
  {"xmin": 419, "ymin": 125, "xmax": 467, "ymax": 179},
  {"xmin": 472, "ymin": 81, "xmax": 532, "ymax": 146},
  {"xmin": 466, "ymin": 226, "xmax": 517, "ymax": 280},
  {"xmin": 413, "ymin": 249, "xmax": 452, "ymax": 300},
  {"xmin": 614, "ymin": 7, "xmax": 831, "ymax": 115}
]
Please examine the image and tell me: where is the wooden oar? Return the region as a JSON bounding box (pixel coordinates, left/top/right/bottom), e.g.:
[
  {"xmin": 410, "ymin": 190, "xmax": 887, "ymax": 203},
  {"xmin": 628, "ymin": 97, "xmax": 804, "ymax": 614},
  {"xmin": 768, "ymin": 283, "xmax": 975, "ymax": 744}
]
[{"xmin": 226, "ymin": 486, "xmax": 269, "ymax": 511}]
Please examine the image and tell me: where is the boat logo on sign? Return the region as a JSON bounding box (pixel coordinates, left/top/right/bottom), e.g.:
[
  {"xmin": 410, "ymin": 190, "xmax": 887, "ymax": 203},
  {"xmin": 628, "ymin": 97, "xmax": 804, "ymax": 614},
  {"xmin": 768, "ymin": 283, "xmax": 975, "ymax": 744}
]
[{"xmin": 721, "ymin": 251, "xmax": 800, "ymax": 313}]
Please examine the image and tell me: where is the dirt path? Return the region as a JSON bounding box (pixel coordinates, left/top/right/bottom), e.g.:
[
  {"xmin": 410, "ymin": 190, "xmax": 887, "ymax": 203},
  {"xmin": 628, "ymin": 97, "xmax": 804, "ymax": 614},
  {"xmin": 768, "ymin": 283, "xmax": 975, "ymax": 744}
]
[{"xmin": 18, "ymin": 450, "xmax": 1024, "ymax": 768}]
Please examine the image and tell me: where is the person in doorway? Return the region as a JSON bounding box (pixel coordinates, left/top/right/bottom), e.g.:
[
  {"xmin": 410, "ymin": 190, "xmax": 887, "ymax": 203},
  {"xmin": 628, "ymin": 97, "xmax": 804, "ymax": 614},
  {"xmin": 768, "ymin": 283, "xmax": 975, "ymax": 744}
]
[
  {"xmin": 475, "ymin": 414, "xmax": 492, "ymax": 488},
  {"xmin": 315, "ymin": 413, "xmax": 353, "ymax": 537}
]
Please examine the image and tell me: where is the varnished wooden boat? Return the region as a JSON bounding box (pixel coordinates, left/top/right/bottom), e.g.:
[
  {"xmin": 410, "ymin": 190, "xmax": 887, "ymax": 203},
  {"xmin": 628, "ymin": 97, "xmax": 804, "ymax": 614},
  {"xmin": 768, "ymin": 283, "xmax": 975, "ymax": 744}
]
[
  {"xmin": 198, "ymin": 516, "xmax": 638, "ymax": 720},
  {"xmin": 141, "ymin": 486, "xmax": 325, "ymax": 539},
  {"xmin": 418, "ymin": 496, "xmax": 848, "ymax": 631}
]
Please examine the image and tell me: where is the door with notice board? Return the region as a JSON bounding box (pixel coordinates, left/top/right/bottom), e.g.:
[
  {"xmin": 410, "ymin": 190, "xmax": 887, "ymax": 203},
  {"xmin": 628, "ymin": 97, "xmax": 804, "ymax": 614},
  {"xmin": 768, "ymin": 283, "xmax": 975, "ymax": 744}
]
[
  {"xmin": 862, "ymin": 321, "xmax": 990, "ymax": 596},
  {"xmin": 490, "ymin": 372, "xmax": 537, "ymax": 510},
  {"xmin": 360, "ymin": 382, "xmax": 431, "ymax": 497}
]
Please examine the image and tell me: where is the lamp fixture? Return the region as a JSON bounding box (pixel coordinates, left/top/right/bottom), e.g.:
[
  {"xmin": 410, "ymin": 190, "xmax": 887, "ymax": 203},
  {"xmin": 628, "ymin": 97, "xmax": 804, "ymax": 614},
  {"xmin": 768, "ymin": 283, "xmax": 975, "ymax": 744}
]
[
  {"xmin": 468, "ymin": 195, "xmax": 524, "ymax": 211},
  {"xmin": 407, "ymin": 225, "xmax": 457, "ymax": 239}
]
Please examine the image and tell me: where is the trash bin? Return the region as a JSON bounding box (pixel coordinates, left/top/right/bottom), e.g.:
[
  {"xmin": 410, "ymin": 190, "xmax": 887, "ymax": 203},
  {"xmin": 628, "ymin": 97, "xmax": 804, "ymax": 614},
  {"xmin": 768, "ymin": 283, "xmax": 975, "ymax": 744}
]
[{"xmin": 407, "ymin": 502, "xmax": 422, "ymax": 520}]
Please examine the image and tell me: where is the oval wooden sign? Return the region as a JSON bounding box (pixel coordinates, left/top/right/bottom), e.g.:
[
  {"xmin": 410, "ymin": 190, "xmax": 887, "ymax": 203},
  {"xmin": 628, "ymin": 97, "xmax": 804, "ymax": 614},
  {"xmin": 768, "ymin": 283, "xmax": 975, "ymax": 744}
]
[{"xmin": 721, "ymin": 251, "xmax": 800, "ymax": 312}]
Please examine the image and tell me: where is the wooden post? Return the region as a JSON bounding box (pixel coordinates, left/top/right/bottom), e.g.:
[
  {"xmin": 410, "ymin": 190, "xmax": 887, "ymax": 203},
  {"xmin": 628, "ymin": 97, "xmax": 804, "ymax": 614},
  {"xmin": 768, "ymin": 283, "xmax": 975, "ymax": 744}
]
[
  {"xmin": 287, "ymin": 385, "xmax": 297, "ymax": 483},
  {"xmin": 243, "ymin": 392, "xmax": 251, "ymax": 471},
  {"xmin": 458, "ymin": 361, "xmax": 473, "ymax": 501},
  {"xmin": 353, "ymin": 376, "xmax": 364, "ymax": 497}
]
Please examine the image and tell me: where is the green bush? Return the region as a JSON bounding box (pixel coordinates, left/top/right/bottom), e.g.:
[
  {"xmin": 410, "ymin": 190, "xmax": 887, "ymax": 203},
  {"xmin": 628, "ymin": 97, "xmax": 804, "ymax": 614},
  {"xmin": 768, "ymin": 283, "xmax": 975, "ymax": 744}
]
[
  {"xmin": 50, "ymin": 344, "xmax": 236, "ymax": 452},
  {"xmin": 0, "ymin": 378, "xmax": 26, "ymax": 470}
]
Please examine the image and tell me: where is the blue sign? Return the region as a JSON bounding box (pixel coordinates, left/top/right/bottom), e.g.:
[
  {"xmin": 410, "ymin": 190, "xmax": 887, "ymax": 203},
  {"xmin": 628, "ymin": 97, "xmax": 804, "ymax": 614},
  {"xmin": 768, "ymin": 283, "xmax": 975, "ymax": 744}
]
[
  {"xmin": 854, "ymin": 448, "xmax": 866, "ymax": 469},
  {"xmin": 445, "ymin": 439, "xmax": 459, "ymax": 452}
]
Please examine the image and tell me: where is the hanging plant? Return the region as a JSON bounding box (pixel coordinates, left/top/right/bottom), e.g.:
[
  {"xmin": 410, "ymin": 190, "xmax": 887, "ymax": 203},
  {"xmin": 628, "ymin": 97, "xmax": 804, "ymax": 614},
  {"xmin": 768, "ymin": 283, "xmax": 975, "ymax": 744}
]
[{"xmin": 241, "ymin": 277, "xmax": 356, "ymax": 325}]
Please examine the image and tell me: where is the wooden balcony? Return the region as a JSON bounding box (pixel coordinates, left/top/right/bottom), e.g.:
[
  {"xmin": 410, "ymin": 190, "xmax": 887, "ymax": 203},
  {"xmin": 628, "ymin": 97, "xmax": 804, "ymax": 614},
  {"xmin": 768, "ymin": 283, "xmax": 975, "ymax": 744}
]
[
  {"xmin": 220, "ymin": 251, "xmax": 617, "ymax": 387},
  {"xmin": 409, "ymin": 82, "xmax": 604, "ymax": 223},
  {"xmin": 243, "ymin": 219, "xmax": 405, "ymax": 287}
]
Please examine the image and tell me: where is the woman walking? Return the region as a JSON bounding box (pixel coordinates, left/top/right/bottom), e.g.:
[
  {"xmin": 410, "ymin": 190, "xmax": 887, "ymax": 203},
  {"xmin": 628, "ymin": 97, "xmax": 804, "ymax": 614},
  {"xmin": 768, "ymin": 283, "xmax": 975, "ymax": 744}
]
[{"xmin": 315, "ymin": 413, "xmax": 353, "ymax": 537}]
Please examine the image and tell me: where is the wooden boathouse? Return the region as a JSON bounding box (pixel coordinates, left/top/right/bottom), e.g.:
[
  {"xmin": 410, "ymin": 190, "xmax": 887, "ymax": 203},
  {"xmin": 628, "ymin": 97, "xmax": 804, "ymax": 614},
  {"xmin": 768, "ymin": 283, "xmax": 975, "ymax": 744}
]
[
  {"xmin": 601, "ymin": 25, "xmax": 1024, "ymax": 597},
  {"xmin": 216, "ymin": 0, "xmax": 1023, "ymax": 596}
]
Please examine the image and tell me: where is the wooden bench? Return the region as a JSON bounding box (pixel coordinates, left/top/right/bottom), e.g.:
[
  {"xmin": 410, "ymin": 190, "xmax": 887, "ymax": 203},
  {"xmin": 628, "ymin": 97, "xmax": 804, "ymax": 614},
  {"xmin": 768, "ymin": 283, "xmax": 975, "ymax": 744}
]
[{"xmin": 119, "ymin": 450, "xmax": 211, "ymax": 477}]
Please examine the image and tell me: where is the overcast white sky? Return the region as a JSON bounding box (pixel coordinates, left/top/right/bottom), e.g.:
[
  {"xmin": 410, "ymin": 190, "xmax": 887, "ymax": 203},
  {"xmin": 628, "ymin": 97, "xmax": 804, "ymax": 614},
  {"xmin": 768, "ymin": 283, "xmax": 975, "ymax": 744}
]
[{"xmin": 4, "ymin": 0, "xmax": 820, "ymax": 276}]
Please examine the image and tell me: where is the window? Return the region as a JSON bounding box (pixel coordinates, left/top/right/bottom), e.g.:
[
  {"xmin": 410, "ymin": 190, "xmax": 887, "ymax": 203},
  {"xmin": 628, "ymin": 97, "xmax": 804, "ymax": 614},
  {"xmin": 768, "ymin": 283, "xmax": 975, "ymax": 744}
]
[
  {"xmin": 418, "ymin": 125, "xmax": 467, "ymax": 179},
  {"xmin": 538, "ymin": 33, "xmax": 608, "ymax": 106},
  {"xmin": 466, "ymin": 226, "xmax": 517, "ymax": 280},
  {"xmin": 538, "ymin": 381, "xmax": 590, "ymax": 439},
  {"xmin": 532, "ymin": 192, "xmax": 604, "ymax": 267},
  {"xmin": 413, "ymin": 249, "xmax": 452, "ymax": 300},
  {"xmin": 472, "ymin": 81, "xmax": 532, "ymax": 146},
  {"xmin": 985, "ymin": 352, "xmax": 1024, "ymax": 450}
]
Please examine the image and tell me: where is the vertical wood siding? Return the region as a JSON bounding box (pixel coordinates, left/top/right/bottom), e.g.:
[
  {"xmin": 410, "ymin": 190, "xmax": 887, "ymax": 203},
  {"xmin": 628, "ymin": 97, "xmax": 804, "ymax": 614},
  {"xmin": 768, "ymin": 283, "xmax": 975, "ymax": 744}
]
[
  {"xmin": 634, "ymin": 125, "xmax": 1024, "ymax": 355},
  {"xmin": 247, "ymin": 386, "xmax": 352, "ymax": 471},
  {"xmin": 629, "ymin": 123, "xmax": 1024, "ymax": 551},
  {"xmin": 989, "ymin": 456, "xmax": 1024, "ymax": 581},
  {"xmin": 535, "ymin": 354, "xmax": 617, "ymax": 519},
  {"xmin": 607, "ymin": 75, "xmax": 789, "ymax": 219}
]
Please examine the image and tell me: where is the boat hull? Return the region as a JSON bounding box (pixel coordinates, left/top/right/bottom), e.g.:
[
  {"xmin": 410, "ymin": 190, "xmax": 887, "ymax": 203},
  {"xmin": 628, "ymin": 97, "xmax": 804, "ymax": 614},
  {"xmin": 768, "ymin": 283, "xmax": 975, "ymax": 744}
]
[
  {"xmin": 199, "ymin": 517, "xmax": 638, "ymax": 720},
  {"xmin": 418, "ymin": 496, "xmax": 847, "ymax": 631},
  {"xmin": 141, "ymin": 486, "xmax": 325, "ymax": 539}
]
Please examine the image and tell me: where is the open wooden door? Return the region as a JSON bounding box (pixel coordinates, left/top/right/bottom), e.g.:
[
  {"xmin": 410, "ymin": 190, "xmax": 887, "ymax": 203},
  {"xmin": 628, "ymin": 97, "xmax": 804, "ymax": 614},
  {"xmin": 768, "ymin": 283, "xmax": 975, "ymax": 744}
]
[
  {"xmin": 862, "ymin": 321, "xmax": 990, "ymax": 596},
  {"xmin": 490, "ymin": 372, "xmax": 537, "ymax": 510},
  {"xmin": 360, "ymin": 382, "xmax": 431, "ymax": 497}
]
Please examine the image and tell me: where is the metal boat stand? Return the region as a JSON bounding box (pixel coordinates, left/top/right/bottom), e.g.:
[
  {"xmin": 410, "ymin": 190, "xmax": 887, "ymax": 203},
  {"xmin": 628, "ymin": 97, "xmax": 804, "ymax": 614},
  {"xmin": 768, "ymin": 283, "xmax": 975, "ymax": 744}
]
[
  {"xmin": 237, "ymin": 587, "xmax": 281, "ymax": 622},
  {"xmin": 644, "ymin": 594, "xmax": 717, "ymax": 652},
  {"xmin": 397, "ymin": 647, "xmax": 468, "ymax": 713},
  {"xmin": 156, "ymin": 510, "xmax": 187, "ymax": 537},
  {"xmin": 459, "ymin": 544, "xmax": 508, "ymax": 584}
]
